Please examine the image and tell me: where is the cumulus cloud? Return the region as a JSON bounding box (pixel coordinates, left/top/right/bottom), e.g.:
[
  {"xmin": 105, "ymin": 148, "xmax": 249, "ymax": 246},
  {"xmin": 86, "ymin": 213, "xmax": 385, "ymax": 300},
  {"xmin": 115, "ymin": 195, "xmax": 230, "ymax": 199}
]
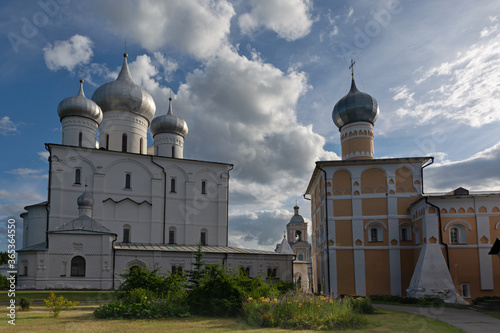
[
  {"xmin": 228, "ymin": 209, "xmax": 294, "ymax": 248},
  {"xmin": 238, "ymin": 0, "xmax": 313, "ymax": 41},
  {"xmin": 392, "ymin": 24, "xmax": 500, "ymax": 128},
  {"xmin": 0, "ymin": 116, "xmax": 19, "ymax": 135},
  {"xmin": 43, "ymin": 35, "xmax": 94, "ymax": 71},
  {"xmin": 94, "ymin": 0, "xmax": 235, "ymax": 58},
  {"xmin": 425, "ymin": 142, "xmax": 500, "ymax": 192}
]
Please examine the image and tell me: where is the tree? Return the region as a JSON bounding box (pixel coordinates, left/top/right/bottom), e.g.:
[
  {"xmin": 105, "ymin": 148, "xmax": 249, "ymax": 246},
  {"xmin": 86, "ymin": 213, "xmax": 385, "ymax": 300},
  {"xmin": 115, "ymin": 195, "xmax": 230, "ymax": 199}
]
[
  {"xmin": 0, "ymin": 252, "xmax": 9, "ymax": 265},
  {"xmin": 185, "ymin": 243, "xmax": 206, "ymax": 288}
]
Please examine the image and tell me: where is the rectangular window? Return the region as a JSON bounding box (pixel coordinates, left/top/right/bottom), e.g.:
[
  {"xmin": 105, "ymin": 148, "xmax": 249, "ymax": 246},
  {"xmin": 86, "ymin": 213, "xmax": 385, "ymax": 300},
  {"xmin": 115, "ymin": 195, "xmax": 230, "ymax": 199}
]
[
  {"xmin": 370, "ymin": 228, "xmax": 378, "ymax": 242},
  {"xmin": 122, "ymin": 134, "xmax": 127, "ymax": 153},
  {"xmin": 169, "ymin": 230, "xmax": 175, "ymax": 244},
  {"xmin": 200, "ymin": 231, "xmax": 206, "ymax": 245},
  {"xmin": 75, "ymin": 168, "xmax": 81, "ymax": 184},
  {"xmin": 123, "ymin": 228, "xmax": 130, "ymax": 243}
]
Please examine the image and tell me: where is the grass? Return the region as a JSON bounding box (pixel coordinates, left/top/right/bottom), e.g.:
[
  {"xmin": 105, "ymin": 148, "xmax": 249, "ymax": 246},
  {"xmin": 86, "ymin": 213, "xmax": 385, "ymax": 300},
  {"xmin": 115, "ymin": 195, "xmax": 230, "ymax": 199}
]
[
  {"xmin": 0, "ymin": 304, "xmax": 463, "ymax": 332},
  {"xmin": 0, "ymin": 291, "xmax": 115, "ymax": 303}
]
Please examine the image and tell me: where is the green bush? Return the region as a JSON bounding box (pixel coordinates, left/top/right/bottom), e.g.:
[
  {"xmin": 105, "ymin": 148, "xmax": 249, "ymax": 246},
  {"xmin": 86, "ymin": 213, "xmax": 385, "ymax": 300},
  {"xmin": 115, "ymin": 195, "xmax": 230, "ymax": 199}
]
[
  {"xmin": 472, "ymin": 296, "xmax": 500, "ymax": 305},
  {"xmin": 242, "ymin": 291, "xmax": 367, "ymax": 330},
  {"xmin": 19, "ymin": 297, "xmax": 31, "ymax": 311},
  {"xmin": 43, "ymin": 293, "xmax": 79, "ymax": 318},
  {"xmin": 344, "ymin": 296, "xmax": 374, "ymax": 314},
  {"xmin": 370, "ymin": 294, "xmax": 444, "ymax": 306},
  {"xmin": 0, "ymin": 275, "xmax": 9, "ymax": 289},
  {"xmin": 117, "ymin": 266, "xmax": 167, "ymax": 296},
  {"xmin": 187, "ymin": 265, "xmax": 243, "ymax": 316}
]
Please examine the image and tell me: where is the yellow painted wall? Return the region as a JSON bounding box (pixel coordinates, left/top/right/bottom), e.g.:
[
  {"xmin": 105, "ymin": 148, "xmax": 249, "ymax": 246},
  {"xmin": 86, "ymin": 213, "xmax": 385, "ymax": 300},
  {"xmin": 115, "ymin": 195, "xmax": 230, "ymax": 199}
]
[
  {"xmin": 333, "ymin": 199, "xmax": 352, "ymax": 217},
  {"xmin": 362, "ymin": 198, "xmax": 388, "ymax": 216},
  {"xmin": 365, "ymin": 250, "xmax": 391, "ymax": 295},
  {"xmin": 400, "ymin": 248, "xmax": 420, "ymax": 296},
  {"xmin": 336, "ymin": 249, "xmax": 356, "ymax": 295},
  {"xmin": 335, "ymin": 220, "xmax": 352, "ymax": 246}
]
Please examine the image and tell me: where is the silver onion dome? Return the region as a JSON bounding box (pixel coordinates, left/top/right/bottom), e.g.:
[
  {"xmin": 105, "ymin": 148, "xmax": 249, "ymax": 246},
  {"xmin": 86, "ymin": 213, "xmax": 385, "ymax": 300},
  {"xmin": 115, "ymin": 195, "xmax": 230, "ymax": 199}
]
[
  {"xmin": 92, "ymin": 53, "xmax": 156, "ymax": 123},
  {"xmin": 150, "ymin": 97, "xmax": 188, "ymax": 137},
  {"xmin": 332, "ymin": 78, "xmax": 379, "ymax": 130},
  {"xmin": 57, "ymin": 80, "xmax": 103, "ymax": 124},
  {"xmin": 77, "ymin": 190, "xmax": 94, "ymax": 208}
]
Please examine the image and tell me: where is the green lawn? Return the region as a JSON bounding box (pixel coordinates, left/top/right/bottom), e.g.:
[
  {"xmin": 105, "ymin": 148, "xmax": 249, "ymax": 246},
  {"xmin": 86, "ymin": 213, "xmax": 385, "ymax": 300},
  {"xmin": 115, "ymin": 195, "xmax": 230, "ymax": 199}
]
[{"xmin": 1, "ymin": 304, "xmax": 463, "ymax": 332}]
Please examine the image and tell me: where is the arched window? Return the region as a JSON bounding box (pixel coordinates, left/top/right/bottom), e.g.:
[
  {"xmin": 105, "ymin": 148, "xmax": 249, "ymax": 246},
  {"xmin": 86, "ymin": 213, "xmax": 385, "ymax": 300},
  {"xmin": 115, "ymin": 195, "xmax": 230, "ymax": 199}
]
[
  {"xmin": 125, "ymin": 173, "xmax": 131, "ymax": 189},
  {"xmin": 368, "ymin": 225, "xmax": 383, "ymax": 242},
  {"xmin": 298, "ymin": 253, "xmax": 304, "ymax": 261},
  {"xmin": 400, "ymin": 225, "xmax": 412, "ymax": 241},
  {"xmin": 70, "ymin": 256, "xmax": 86, "ymax": 276},
  {"xmin": 78, "ymin": 132, "xmax": 83, "ymax": 147},
  {"xmin": 267, "ymin": 268, "xmax": 277, "ymax": 278},
  {"xmin": 171, "ymin": 145, "xmax": 175, "ymax": 158},
  {"xmin": 123, "ymin": 225, "xmax": 131, "ymax": 243},
  {"xmin": 450, "ymin": 227, "xmax": 459, "ymax": 244},
  {"xmin": 200, "ymin": 229, "xmax": 207, "ymax": 245},
  {"xmin": 295, "ymin": 230, "xmax": 302, "ymax": 242},
  {"xmin": 139, "ymin": 138, "xmax": 143, "ymax": 154},
  {"xmin": 168, "ymin": 227, "xmax": 176, "ymax": 244},
  {"xmin": 201, "ymin": 180, "xmax": 207, "ymax": 194},
  {"xmin": 105, "ymin": 134, "xmax": 109, "ymax": 149},
  {"xmin": 170, "ymin": 178, "xmax": 176, "ymax": 193},
  {"xmin": 122, "ymin": 133, "xmax": 127, "ymax": 152},
  {"xmin": 74, "ymin": 168, "xmax": 81, "ymax": 184}
]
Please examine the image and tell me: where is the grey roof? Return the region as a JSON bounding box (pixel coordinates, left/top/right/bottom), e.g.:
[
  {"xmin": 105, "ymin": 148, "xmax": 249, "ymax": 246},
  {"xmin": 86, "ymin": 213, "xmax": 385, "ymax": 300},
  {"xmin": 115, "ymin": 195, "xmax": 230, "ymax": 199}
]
[
  {"xmin": 150, "ymin": 98, "xmax": 188, "ymax": 137},
  {"xmin": 289, "ymin": 214, "xmax": 305, "ymax": 223},
  {"xmin": 332, "ymin": 78, "xmax": 379, "ymax": 130},
  {"xmin": 92, "ymin": 54, "xmax": 156, "ymax": 122},
  {"xmin": 275, "ymin": 237, "xmax": 294, "ymax": 255},
  {"xmin": 18, "ymin": 241, "xmax": 47, "ymax": 252},
  {"xmin": 114, "ymin": 243, "xmax": 293, "ymax": 256},
  {"xmin": 51, "ymin": 215, "xmax": 113, "ymax": 234},
  {"xmin": 57, "ymin": 80, "xmax": 103, "ymax": 123}
]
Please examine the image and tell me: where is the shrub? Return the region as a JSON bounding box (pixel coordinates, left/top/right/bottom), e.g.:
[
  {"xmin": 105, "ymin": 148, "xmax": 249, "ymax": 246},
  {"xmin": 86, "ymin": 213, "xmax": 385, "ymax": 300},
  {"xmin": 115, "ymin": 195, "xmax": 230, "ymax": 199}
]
[
  {"xmin": 117, "ymin": 265, "xmax": 167, "ymax": 297},
  {"xmin": 344, "ymin": 296, "xmax": 374, "ymax": 314},
  {"xmin": 19, "ymin": 297, "xmax": 31, "ymax": 311},
  {"xmin": 43, "ymin": 293, "xmax": 79, "ymax": 318},
  {"xmin": 242, "ymin": 291, "xmax": 367, "ymax": 330},
  {"xmin": 472, "ymin": 296, "xmax": 500, "ymax": 305},
  {"xmin": 0, "ymin": 275, "xmax": 9, "ymax": 289},
  {"xmin": 187, "ymin": 265, "xmax": 243, "ymax": 316}
]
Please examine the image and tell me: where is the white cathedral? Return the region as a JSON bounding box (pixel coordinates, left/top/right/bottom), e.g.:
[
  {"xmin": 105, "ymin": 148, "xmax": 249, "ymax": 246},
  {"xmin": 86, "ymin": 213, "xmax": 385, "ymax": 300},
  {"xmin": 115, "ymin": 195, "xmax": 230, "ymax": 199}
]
[{"xmin": 17, "ymin": 54, "xmax": 294, "ymax": 290}]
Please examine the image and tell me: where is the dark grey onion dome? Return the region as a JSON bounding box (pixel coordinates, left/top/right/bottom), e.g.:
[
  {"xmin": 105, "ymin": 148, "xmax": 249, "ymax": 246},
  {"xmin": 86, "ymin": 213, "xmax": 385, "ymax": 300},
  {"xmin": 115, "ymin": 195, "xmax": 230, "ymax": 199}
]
[
  {"xmin": 332, "ymin": 78, "xmax": 379, "ymax": 129},
  {"xmin": 77, "ymin": 190, "xmax": 94, "ymax": 208},
  {"xmin": 57, "ymin": 80, "xmax": 103, "ymax": 124},
  {"xmin": 290, "ymin": 205, "xmax": 305, "ymax": 223},
  {"xmin": 150, "ymin": 98, "xmax": 188, "ymax": 137},
  {"xmin": 92, "ymin": 53, "xmax": 156, "ymax": 123}
]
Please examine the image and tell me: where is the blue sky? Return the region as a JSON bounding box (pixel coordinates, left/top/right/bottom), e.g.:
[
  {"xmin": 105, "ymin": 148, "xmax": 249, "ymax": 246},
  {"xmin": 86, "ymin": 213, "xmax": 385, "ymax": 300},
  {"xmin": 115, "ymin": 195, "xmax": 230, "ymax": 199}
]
[{"xmin": 1, "ymin": 0, "xmax": 500, "ymax": 251}]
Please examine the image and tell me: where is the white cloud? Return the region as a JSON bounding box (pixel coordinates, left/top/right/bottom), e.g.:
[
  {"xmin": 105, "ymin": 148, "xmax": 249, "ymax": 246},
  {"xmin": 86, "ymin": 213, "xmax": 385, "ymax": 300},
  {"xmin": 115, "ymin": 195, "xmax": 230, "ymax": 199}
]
[
  {"xmin": 43, "ymin": 35, "xmax": 94, "ymax": 71},
  {"xmin": 153, "ymin": 52, "xmax": 178, "ymax": 81},
  {"xmin": 0, "ymin": 116, "xmax": 19, "ymax": 135},
  {"xmin": 238, "ymin": 0, "xmax": 313, "ymax": 41},
  {"xmin": 6, "ymin": 168, "xmax": 48, "ymax": 179},
  {"xmin": 94, "ymin": 0, "xmax": 235, "ymax": 59},
  {"xmin": 37, "ymin": 151, "xmax": 50, "ymax": 161},
  {"xmin": 425, "ymin": 141, "xmax": 500, "ymax": 192},
  {"xmin": 392, "ymin": 26, "xmax": 500, "ymax": 128}
]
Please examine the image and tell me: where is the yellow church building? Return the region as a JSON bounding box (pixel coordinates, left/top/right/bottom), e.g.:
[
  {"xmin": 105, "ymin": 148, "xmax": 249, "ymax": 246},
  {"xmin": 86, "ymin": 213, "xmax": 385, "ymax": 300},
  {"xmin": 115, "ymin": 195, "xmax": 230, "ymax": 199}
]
[{"xmin": 305, "ymin": 73, "xmax": 500, "ymax": 303}]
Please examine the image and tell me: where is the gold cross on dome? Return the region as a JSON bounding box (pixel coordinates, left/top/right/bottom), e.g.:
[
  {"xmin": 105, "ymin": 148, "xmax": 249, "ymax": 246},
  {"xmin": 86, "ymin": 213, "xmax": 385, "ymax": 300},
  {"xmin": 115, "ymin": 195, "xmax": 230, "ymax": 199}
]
[{"xmin": 349, "ymin": 59, "xmax": 356, "ymax": 79}]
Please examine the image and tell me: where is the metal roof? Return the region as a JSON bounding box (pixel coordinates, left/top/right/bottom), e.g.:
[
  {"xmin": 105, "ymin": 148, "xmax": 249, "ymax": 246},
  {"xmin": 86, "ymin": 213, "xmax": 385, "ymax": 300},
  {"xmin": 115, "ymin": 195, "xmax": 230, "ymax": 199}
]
[{"xmin": 114, "ymin": 243, "xmax": 292, "ymax": 256}]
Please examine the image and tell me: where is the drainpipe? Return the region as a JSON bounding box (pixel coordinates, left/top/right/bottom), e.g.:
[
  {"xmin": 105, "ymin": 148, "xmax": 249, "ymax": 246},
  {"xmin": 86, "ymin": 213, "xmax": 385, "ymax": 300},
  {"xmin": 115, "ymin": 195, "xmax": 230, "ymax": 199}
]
[
  {"xmin": 421, "ymin": 157, "xmax": 450, "ymax": 269},
  {"xmin": 111, "ymin": 234, "xmax": 117, "ymax": 290},
  {"xmin": 226, "ymin": 165, "xmax": 233, "ymax": 247},
  {"xmin": 303, "ymin": 193, "xmax": 313, "ymax": 293},
  {"xmin": 316, "ymin": 163, "xmax": 331, "ymax": 295},
  {"xmin": 150, "ymin": 156, "xmax": 166, "ymax": 244},
  {"xmin": 45, "ymin": 144, "xmax": 52, "ymax": 248}
]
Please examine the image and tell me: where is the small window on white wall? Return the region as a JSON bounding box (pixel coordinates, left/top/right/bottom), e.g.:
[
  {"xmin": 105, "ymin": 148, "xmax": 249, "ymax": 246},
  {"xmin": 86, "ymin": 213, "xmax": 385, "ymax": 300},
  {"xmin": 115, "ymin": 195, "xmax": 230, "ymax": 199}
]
[
  {"xmin": 125, "ymin": 173, "xmax": 131, "ymax": 189},
  {"xmin": 201, "ymin": 180, "xmax": 207, "ymax": 194},
  {"xmin": 123, "ymin": 225, "xmax": 131, "ymax": 243},
  {"xmin": 74, "ymin": 168, "xmax": 81, "ymax": 185}
]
